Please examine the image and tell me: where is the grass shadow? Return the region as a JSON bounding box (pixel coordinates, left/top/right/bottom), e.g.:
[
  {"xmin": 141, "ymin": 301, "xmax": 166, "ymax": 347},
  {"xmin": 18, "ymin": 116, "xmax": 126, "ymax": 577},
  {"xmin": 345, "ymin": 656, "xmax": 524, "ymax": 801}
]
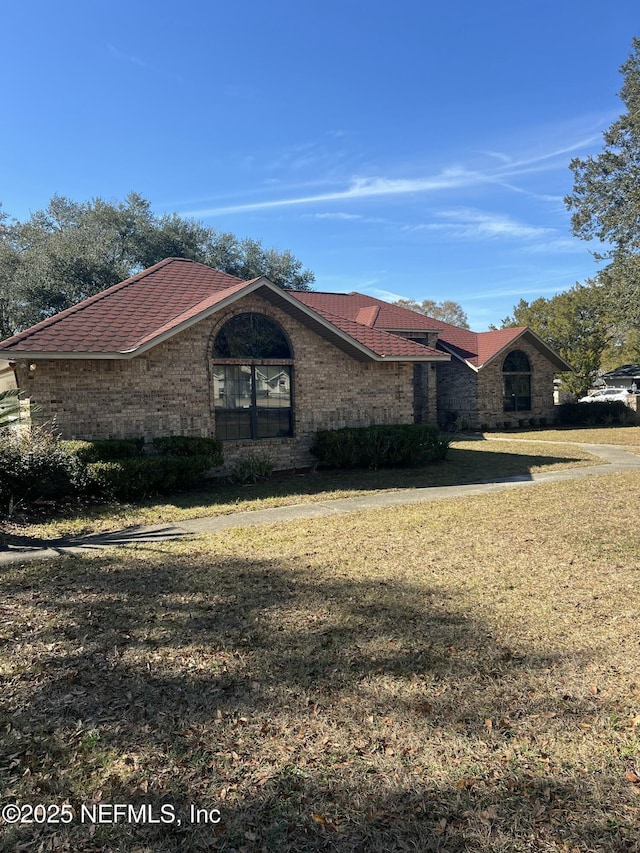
[{"xmin": 1, "ymin": 547, "xmax": 637, "ymax": 851}]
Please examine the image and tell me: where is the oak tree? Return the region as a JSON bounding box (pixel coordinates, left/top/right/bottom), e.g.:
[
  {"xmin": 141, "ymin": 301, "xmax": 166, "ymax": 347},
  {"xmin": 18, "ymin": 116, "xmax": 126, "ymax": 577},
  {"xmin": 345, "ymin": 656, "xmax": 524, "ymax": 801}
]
[{"xmin": 0, "ymin": 193, "xmax": 314, "ymax": 338}]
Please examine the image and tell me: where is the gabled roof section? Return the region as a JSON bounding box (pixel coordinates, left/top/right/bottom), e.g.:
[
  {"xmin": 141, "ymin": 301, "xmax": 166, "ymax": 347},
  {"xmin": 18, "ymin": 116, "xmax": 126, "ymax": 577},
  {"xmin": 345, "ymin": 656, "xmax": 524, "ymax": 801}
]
[
  {"xmin": 301, "ymin": 307, "xmax": 448, "ymax": 360},
  {"xmin": 435, "ymin": 320, "xmax": 572, "ymax": 372},
  {"xmin": 0, "ymin": 259, "xmax": 448, "ymax": 363},
  {"xmin": 294, "ymin": 292, "xmax": 571, "ymax": 371}
]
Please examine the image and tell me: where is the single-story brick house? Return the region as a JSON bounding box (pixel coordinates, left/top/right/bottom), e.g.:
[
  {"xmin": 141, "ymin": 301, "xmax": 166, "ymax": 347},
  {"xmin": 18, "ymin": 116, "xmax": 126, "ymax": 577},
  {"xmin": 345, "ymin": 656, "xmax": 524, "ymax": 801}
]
[{"xmin": 0, "ymin": 258, "xmax": 571, "ymax": 469}]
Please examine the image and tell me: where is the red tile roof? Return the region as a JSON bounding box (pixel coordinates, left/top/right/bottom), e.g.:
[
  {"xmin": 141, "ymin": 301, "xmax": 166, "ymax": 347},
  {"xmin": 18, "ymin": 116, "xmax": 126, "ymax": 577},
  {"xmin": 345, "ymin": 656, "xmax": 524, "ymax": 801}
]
[
  {"xmin": 0, "ymin": 259, "xmax": 447, "ymax": 362},
  {"xmin": 302, "ymin": 307, "xmax": 445, "ymax": 359},
  {"xmin": 0, "ymin": 259, "xmax": 247, "ymax": 354},
  {"xmin": 292, "ymin": 291, "xmax": 444, "ymax": 332},
  {"xmin": 0, "ymin": 258, "xmax": 568, "ymax": 368},
  {"xmin": 292, "ymin": 291, "xmax": 532, "ymax": 368}
]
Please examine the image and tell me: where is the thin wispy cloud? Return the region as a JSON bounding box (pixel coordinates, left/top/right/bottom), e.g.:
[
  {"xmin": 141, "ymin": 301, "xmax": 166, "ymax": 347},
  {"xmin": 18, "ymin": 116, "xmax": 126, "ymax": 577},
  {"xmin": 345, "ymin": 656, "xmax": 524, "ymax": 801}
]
[
  {"xmin": 409, "ymin": 209, "xmax": 553, "ymax": 242},
  {"xmin": 182, "ymin": 131, "xmax": 600, "ymax": 219},
  {"xmin": 309, "ymin": 212, "xmax": 363, "ymax": 221},
  {"xmin": 106, "ymin": 43, "xmax": 183, "ymax": 82},
  {"xmin": 521, "ymin": 237, "xmax": 585, "ymax": 254},
  {"xmin": 410, "ymin": 209, "xmax": 586, "ymax": 256},
  {"xmin": 182, "ymin": 168, "xmax": 492, "ymax": 217},
  {"xmin": 464, "ymin": 284, "xmax": 570, "ymax": 301},
  {"xmin": 107, "ymin": 43, "xmax": 148, "ymax": 68},
  {"xmin": 366, "ymin": 286, "xmax": 407, "ymax": 302}
]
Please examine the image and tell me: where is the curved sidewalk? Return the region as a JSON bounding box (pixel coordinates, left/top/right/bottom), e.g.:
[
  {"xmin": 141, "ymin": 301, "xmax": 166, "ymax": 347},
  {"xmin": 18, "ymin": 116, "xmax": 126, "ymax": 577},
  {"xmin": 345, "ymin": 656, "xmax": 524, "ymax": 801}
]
[{"xmin": 1, "ymin": 441, "xmax": 639, "ymax": 565}]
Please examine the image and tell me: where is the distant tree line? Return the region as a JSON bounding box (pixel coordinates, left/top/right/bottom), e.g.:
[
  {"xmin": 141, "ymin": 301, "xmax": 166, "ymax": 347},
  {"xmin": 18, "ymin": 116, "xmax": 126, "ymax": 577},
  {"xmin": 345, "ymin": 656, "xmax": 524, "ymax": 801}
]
[{"xmin": 392, "ymin": 298, "xmax": 470, "ymax": 329}]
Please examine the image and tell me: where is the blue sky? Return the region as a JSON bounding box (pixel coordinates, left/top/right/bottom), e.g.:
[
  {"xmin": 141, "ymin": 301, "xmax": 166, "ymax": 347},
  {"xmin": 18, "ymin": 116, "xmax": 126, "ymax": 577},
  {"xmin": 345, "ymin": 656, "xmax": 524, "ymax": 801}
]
[{"xmin": 2, "ymin": 1, "xmax": 639, "ymax": 329}]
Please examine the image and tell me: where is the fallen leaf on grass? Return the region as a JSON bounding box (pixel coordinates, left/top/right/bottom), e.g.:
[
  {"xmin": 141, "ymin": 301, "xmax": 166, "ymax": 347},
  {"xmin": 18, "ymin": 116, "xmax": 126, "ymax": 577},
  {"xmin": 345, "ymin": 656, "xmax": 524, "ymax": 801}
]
[
  {"xmin": 310, "ymin": 813, "xmax": 337, "ymax": 831},
  {"xmin": 479, "ymin": 806, "xmax": 497, "ymax": 824}
]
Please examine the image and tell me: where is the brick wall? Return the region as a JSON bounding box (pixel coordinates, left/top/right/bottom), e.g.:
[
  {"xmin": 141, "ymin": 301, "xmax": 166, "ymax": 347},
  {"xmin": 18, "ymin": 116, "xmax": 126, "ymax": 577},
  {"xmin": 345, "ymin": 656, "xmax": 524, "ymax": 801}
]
[
  {"xmin": 15, "ymin": 293, "xmax": 416, "ymax": 470},
  {"xmin": 436, "ymin": 342, "xmax": 557, "ymax": 429},
  {"xmin": 477, "ymin": 343, "xmax": 557, "ymax": 428},
  {"xmin": 436, "ymin": 358, "xmax": 478, "ymax": 428}
]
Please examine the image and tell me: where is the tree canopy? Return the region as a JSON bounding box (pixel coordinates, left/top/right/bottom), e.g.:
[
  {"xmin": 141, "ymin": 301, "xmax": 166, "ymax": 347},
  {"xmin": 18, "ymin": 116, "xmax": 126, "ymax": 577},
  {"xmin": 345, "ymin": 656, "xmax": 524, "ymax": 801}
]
[
  {"xmin": 500, "ymin": 284, "xmax": 609, "ymax": 396},
  {"xmin": 499, "ymin": 36, "xmax": 640, "ymax": 395},
  {"xmin": 565, "ymin": 37, "xmax": 640, "ymax": 332},
  {"xmin": 392, "ymin": 298, "xmax": 470, "ymax": 329},
  {"xmin": 0, "ymin": 193, "xmax": 315, "ymax": 338}
]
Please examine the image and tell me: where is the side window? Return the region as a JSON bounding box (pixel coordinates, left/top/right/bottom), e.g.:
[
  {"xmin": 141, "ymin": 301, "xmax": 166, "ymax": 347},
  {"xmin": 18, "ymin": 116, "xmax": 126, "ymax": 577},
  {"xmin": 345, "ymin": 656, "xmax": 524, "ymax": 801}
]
[
  {"xmin": 503, "ymin": 350, "xmax": 531, "ymax": 412},
  {"xmin": 212, "ymin": 314, "xmax": 293, "ymax": 440}
]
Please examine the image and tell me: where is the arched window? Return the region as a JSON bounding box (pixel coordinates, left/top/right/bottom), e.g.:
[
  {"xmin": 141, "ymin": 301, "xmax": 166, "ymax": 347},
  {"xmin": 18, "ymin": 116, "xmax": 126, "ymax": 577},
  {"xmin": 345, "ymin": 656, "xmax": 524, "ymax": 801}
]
[
  {"xmin": 212, "ymin": 313, "xmax": 293, "ymax": 440},
  {"xmin": 213, "ymin": 313, "xmax": 292, "ymax": 359},
  {"xmin": 503, "ymin": 350, "xmax": 531, "ymax": 412}
]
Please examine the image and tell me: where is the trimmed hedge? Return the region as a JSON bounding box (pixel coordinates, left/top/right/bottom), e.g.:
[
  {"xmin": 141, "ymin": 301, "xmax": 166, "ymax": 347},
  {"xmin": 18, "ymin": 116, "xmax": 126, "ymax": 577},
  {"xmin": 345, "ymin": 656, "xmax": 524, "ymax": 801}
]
[
  {"xmin": 556, "ymin": 401, "xmax": 630, "ymax": 426},
  {"xmin": 152, "ymin": 435, "xmax": 223, "ymax": 465},
  {"xmin": 63, "ymin": 436, "xmax": 223, "ymax": 501},
  {"xmin": 85, "ymin": 455, "xmax": 213, "ymax": 501},
  {"xmin": 0, "ymin": 434, "xmax": 224, "ymax": 514},
  {"xmin": 310, "ymin": 424, "xmax": 451, "ymax": 470}
]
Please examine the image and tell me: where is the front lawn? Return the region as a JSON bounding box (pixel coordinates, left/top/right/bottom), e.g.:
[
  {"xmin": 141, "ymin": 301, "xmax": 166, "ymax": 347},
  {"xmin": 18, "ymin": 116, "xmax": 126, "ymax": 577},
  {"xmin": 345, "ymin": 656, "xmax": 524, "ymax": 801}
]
[
  {"xmin": 3, "ymin": 437, "xmax": 600, "ymax": 541},
  {"xmin": 1, "ymin": 471, "xmax": 639, "ymax": 851},
  {"xmin": 488, "ymin": 425, "xmax": 640, "ymax": 448}
]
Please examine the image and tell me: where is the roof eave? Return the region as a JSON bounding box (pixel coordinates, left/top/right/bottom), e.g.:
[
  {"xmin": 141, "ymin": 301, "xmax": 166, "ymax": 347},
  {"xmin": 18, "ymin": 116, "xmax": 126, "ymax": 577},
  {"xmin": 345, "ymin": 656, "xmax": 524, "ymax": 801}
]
[
  {"xmin": 436, "ymin": 343, "xmax": 479, "ymax": 372},
  {"xmin": 0, "ymin": 351, "xmax": 135, "ymax": 361},
  {"xmin": 377, "ymin": 353, "xmax": 451, "ymax": 362}
]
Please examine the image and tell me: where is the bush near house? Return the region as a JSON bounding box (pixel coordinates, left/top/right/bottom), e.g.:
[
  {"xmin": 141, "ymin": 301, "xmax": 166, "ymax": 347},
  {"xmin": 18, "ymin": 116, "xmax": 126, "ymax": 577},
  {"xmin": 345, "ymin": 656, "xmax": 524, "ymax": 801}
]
[
  {"xmin": 310, "ymin": 423, "xmax": 451, "ymax": 470},
  {"xmin": 556, "ymin": 400, "xmax": 630, "ymax": 426},
  {"xmin": 84, "ymin": 455, "xmax": 215, "ymax": 501},
  {"xmin": 76, "ymin": 436, "xmax": 223, "ymax": 501},
  {"xmin": 0, "ymin": 433, "xmax": 224, "ymax": 514},
  {"xmin": 0, "ymin": 426, "xmax": 74, "ymax": 514}
]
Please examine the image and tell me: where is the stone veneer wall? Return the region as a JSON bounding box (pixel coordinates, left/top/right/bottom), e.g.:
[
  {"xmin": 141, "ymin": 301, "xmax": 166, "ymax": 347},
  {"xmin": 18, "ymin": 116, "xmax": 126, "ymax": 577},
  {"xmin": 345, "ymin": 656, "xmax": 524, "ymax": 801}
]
[{"xmin": 14, "ymin": 293, "xmax": 416, "ymax": 471}]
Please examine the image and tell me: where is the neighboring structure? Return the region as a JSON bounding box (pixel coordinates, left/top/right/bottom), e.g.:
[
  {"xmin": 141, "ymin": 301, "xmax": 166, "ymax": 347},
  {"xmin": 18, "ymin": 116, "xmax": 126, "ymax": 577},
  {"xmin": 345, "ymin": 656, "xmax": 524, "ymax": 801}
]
[
  {"xmin": 598, "ymin": 364, "xmax": 640, "ymax": 391},
  {"xmin": 0, "ymin": 258, "xmax": 571, "ymax": 469}
]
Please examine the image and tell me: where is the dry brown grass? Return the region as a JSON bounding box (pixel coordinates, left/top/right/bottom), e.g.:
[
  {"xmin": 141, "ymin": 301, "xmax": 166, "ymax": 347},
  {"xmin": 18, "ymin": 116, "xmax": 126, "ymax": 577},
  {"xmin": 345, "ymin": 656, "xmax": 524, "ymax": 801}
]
[
  {"xmin": 489, "ymin": 425, "xmax": 640, "ymax": 448},
  {"xmin": 1, "ymin": 470, "xmax": 639, "ymax": 851}
]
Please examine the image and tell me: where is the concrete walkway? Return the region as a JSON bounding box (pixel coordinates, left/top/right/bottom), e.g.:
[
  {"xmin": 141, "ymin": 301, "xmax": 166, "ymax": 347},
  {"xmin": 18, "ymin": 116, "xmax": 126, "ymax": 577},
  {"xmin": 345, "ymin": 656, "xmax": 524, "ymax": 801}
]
[{"xmin": 1, "ymin": 440, "xmax": 639, "ymax": 565}]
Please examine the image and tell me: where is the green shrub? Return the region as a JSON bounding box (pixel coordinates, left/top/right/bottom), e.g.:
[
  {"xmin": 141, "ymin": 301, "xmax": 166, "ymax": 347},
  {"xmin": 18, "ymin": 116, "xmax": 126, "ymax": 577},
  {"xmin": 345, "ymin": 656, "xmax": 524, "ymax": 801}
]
[
  {"xmin": 85, "ymin": 455, "xmax": 212, "ymax": 501},
  {"xmin": 310, "ymin": 424, "xmax": 451, "ymax": 470},
  {"xmin": 60, "ymin": 437, "xmax": 144, "ymax": 463},
  {"xmin": 556, "ymin": 401, "xmax": 628, "ymax": 426},
  {"xmin": 227, "ymin": 453, "xmax": 274, "ymax": 484},
  {"xmin": 153, "ymin": 435, "xmax": 223, "ymax": 465},
  {"xmin": 0, "ymin": 426, "xmax": 73, "ymax": 514}
]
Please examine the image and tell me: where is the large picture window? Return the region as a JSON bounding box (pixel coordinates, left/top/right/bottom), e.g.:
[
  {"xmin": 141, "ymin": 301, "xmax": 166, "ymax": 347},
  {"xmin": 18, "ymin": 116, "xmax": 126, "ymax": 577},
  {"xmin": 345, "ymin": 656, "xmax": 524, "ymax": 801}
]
[
  {"xmin": 212, "ymin": 314, "xmax": 293, "ymax": 441},
  {"xmin": 503, "ymin": 350, "xmax": 531, "ymax": 412}
]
